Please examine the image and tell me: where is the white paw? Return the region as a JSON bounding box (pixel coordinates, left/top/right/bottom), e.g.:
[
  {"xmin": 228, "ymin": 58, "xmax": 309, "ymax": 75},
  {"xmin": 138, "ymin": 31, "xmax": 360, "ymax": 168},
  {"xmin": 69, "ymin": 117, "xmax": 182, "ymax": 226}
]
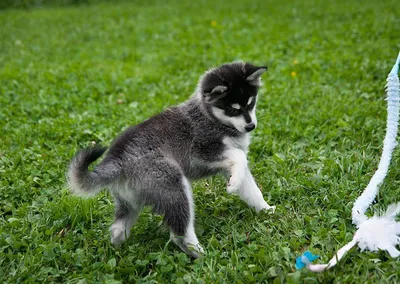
[
  {"xmin": 110, "ymin": 224, "xmax": 129, "ymax": 246},
  {"xmin": 257, "ymin": 204, "xmax": 276, "ymax": 213},
  {"xmin": 186, "ymin": 242, "xmax": 204, "ymax": 258},
  {"xmin": 188, "ymin": 242, "xmax": 204, "ymax": 254},
  {"xmin": 264, "ymin": 205, "xmax": 276, "ymax": 213},
  {"xmin": 172, "ymin": 235, "xmax": 205, "ymax": 258}
]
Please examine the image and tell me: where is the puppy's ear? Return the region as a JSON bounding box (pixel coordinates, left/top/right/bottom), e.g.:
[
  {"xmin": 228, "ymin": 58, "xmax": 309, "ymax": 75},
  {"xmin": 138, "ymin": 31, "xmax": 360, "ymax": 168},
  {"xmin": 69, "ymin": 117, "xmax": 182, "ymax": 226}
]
[
  {"xmin": 201, "ymin": 73, "xmax": 229, "ymax": 103},
  {"xmin": 244, "ymin": 63, "xmax": 268, "ymax": 85},
  {"xmin": 203, "ymin": 85, "xmax": 228, "ymax": 103}
]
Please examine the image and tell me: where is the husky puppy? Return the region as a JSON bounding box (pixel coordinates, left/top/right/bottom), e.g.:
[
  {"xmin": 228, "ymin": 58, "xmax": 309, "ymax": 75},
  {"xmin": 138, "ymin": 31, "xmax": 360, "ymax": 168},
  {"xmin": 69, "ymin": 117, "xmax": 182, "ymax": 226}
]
[{"xmin": 67, "ymin": 62, "xmax": 275, "ymax": 258}]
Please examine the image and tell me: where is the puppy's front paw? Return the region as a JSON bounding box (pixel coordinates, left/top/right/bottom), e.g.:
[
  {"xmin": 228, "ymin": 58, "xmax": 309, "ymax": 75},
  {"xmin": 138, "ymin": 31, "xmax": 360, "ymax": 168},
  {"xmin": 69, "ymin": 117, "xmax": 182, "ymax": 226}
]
[
  {"xmin": 255, "ymin": 202, "xmax": 276, "ymax": 213},
  {"xmin": 227, "ymin": 175, "xmax": 242, "ymax": 194},
  {"xmin": 260, "ymin": 204, "xmax": 276, "ymax": 213}
]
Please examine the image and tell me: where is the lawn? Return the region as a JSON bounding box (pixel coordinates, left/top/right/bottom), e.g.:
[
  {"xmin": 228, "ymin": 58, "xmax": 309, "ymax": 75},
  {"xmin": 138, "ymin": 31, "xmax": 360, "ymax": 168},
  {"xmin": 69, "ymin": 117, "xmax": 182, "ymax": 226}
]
[{"xmin": 1, "ymin": 0, "xmax": 400, "ymax": 282}]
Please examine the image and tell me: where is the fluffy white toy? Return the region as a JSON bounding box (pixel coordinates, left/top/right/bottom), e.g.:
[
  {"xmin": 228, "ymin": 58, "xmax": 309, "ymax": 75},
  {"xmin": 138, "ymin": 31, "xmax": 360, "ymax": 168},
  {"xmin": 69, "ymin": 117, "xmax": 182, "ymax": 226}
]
[{"xmin": 298, "ymin": 51, "xmax": 400, "ymax": 272}]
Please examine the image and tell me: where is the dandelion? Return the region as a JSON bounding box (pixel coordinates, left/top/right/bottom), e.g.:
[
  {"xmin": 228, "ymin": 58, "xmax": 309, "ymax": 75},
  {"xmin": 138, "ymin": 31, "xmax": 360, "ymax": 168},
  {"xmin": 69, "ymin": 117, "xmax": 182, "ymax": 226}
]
[
  {"xmin": 293, "ymin": 59, "xmax": 299, "ymax": 65},
  {"xmin": 291, "ymin": 71, "xmax": 297, "ymax": 77},
  {"xmin": 210, "ymin": 20, "xmax": 217, "ymax": 27}
]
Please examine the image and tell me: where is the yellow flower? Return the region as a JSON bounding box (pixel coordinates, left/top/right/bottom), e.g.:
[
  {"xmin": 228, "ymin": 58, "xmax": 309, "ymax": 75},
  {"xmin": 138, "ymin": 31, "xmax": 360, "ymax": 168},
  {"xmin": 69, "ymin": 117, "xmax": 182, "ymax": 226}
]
[
  {"xmin": 210, "ymin": 20, "xmax": 217, "ymax": 27},
  {"xmin": 293, "ymin": 59, "xmax": 299, "ymax": 65},
  {"xmin": 291, "ymin": 71, "xmax": 297, "ymax": 77}
]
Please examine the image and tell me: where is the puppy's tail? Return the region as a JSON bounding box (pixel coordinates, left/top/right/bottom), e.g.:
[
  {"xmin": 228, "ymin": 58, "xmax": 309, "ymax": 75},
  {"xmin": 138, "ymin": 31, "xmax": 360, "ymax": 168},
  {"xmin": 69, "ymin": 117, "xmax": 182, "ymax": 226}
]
[{"xmin": 67, "ymin": 146, "xmax": 118, "ymax": 197}]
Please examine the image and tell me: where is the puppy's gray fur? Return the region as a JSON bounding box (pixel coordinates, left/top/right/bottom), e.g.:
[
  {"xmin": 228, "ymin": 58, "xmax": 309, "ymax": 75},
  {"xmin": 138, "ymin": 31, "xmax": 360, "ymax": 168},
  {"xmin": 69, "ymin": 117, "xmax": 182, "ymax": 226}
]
[{"xmin": 68, "ymin": 62, "xmax": 275, "ymax": 257}]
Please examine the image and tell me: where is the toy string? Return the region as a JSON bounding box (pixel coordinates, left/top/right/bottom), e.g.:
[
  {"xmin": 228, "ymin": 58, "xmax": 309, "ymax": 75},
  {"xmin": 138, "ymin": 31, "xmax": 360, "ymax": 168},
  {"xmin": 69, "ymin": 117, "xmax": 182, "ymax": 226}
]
[
  {"xmin": 352, "ymin": 51, "xmax": 400, "ymax": 226},
  {"xmin": 303, "ymin": 51, "xmax": 400, "ymax": 272}
]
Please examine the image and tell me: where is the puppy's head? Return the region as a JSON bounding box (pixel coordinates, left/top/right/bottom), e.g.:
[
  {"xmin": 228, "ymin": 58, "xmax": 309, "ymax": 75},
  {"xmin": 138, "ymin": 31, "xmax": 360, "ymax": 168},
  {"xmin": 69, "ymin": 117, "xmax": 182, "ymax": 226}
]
[{"xmin": 198, "ymin": 62, "xmax": 267, "ymax": 133}]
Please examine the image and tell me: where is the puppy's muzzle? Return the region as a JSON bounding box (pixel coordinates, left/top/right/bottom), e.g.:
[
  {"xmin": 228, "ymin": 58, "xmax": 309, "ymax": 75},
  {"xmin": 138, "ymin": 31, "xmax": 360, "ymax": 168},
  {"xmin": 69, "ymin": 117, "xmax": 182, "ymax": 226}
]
[{"xmin": 245, "ymin": 123, "xmax": 256, "ymax": 132}]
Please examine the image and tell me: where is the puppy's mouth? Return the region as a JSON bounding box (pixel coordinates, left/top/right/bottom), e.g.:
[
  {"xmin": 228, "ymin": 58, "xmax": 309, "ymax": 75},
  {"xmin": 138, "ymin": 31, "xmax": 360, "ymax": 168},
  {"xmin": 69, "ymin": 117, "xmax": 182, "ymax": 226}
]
[{"xmin": 235, "ymin": 124, "xmax": 256, "ymax": 133}]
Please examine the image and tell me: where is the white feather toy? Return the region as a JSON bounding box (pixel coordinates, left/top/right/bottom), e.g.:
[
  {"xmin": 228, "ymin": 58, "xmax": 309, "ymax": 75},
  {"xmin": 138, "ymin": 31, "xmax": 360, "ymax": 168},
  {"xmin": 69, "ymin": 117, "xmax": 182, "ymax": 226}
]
[{"xmin": 297, "ymin": 51, "xmax": 400, "ymax": 272}]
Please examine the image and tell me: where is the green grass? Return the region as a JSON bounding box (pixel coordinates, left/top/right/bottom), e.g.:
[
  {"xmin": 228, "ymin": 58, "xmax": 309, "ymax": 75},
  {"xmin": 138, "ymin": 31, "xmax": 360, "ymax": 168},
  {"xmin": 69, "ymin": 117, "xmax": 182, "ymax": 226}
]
[{"xmin": 1, "ymin": 0, "xmax": 400, "ymax": 282}]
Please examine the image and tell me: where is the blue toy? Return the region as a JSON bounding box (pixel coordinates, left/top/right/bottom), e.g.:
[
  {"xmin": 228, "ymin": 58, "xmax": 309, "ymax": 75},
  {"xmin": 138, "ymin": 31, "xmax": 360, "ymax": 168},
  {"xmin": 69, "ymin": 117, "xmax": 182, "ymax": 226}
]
[{"xmin": 295, "ymin": 251, "xmax": 319, "ymax": 270}]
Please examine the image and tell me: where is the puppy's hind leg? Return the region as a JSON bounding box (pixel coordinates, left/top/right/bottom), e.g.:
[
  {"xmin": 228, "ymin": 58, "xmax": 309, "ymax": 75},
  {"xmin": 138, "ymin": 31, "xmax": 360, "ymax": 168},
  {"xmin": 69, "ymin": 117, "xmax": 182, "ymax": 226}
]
[
  {"xmin": 162, "ymin": 177, "xmax": 204, "ymax": 258},
  {"xmin": 110, "ymin": 197, "xmax": 141, "ymax": 246}
]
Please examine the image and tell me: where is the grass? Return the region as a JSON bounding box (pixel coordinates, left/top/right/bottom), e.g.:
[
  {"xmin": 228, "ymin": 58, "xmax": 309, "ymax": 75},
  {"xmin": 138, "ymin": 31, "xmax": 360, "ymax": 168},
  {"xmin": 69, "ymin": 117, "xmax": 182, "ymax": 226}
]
[{"xmin": 1, "ymin": 0, "xmax": 400, "ymax": 282}]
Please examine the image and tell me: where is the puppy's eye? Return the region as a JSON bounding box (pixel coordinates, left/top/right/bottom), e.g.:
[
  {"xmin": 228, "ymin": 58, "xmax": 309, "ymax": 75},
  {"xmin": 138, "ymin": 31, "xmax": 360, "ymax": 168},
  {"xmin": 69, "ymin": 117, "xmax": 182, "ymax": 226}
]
[
  {"xmin": 227, "ymin": 106, "xmax": 242, "ymax": 116},
  {"xmin": 246, "ymin": 97, "xmax": 256, "ymax": 109}
]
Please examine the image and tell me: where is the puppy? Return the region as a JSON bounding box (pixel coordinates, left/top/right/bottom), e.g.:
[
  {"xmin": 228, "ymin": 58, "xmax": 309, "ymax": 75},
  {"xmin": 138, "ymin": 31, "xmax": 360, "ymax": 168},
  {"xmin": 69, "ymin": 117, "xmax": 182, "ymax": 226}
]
[{"xmin": 68, "ymin": 62, "xmax": 275, "ymax": 258}]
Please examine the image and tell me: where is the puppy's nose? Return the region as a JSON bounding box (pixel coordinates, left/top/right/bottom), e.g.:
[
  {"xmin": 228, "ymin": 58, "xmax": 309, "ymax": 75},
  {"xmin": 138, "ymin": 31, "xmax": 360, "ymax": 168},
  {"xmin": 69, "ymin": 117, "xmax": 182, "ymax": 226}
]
[{"xmin": 245, "ymin": 123, "xmax": 256, "ymax": 132}]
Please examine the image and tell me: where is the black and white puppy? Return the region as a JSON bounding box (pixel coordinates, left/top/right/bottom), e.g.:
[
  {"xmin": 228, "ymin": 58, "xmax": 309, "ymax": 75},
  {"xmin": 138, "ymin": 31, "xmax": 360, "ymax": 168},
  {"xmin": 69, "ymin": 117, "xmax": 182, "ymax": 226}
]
[{"xmin": 67, "ymin": 62, "xmax": 275, "ymax": 258}]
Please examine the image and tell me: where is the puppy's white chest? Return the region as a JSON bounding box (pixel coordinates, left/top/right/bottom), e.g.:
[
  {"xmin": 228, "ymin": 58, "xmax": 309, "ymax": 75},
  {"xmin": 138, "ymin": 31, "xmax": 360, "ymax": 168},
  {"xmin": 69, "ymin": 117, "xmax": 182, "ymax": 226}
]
[{"xmin": 223, "ymin": 134, "xmax": 251, "ymax": 153}]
